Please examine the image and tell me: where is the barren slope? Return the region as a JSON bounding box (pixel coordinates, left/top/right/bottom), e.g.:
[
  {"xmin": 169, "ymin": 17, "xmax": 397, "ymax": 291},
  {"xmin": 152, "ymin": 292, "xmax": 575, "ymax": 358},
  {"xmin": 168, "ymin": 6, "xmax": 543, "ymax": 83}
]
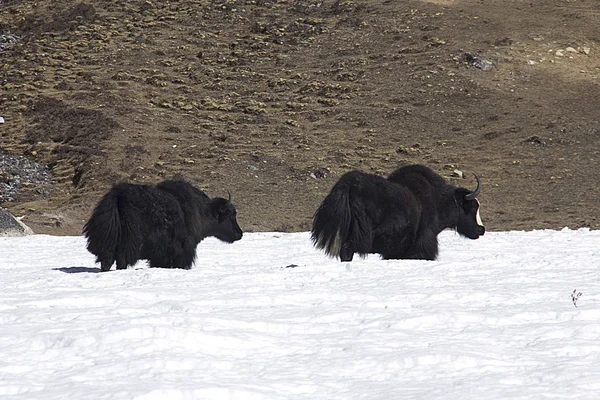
[{"xmin": 1, "ymin": 0, "xmax": 599, "ymax": 234}]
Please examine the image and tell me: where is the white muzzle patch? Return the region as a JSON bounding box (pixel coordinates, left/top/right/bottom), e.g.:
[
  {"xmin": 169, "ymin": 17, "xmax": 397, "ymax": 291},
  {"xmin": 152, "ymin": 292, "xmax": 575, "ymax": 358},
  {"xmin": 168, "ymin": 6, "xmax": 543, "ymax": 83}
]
[{"xmin": 475, "ymin": 199, "xmax": 483, "ymax": 226}]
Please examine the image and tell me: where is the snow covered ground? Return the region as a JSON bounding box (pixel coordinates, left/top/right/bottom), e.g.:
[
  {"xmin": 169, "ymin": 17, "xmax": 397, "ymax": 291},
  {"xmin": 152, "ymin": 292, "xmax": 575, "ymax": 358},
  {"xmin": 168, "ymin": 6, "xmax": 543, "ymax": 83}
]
[{"xmin": 1, "ymin": 229, "xmax": 599, "ymax": 399}]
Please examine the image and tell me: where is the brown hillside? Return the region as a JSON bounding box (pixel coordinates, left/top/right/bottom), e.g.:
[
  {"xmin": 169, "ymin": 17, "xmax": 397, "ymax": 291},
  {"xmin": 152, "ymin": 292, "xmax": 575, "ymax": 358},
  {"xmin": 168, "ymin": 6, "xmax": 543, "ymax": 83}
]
[{"xmin": 1, "ymin": 0, "xmax": 599, "ymax": 235}]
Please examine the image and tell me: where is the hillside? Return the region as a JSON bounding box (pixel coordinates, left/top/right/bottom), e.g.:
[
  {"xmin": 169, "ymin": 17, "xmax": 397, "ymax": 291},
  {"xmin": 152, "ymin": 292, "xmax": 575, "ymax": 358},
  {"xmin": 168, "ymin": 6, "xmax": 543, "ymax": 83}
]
[{"xmin": 1, "ymin": 0, "xmax": 599, "ymax": 235}]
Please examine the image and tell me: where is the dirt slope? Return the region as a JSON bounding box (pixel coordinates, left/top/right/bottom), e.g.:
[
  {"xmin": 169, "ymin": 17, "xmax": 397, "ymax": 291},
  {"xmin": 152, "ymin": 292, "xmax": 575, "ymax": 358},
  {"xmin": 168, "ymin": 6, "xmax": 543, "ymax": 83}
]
[{"xmin": 1, "ymin": 0, "xmax": 599, "ymax": 235}]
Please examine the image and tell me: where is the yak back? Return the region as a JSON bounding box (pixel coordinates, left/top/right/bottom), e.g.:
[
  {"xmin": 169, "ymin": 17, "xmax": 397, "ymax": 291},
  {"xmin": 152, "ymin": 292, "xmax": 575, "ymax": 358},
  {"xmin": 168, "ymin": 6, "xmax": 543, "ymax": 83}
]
[
  {"xmin": 114, "ymin": 182, "xmax": 184, "ymax": 234},
  {"xmin": 387, "ymin": 165, "xmax": 454, "ymax": 231},
  {"xmin": 155, "ymin": 180, "xmax": 212, "ymax": 242},
  {"xmin": 342, "ymin": 170, "xmax": 422, "ymax": 247},
  {"xmin": 342, "ymin": 171, "xmax": 418, "ymax": 227}
]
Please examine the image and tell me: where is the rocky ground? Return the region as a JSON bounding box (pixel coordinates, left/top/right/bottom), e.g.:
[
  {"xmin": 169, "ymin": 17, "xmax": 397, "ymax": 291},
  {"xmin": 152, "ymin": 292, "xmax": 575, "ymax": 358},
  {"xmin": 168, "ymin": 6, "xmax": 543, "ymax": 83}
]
[{"xmin": 1, "ymin": 0, "xmax": 599, "ymax": 235}]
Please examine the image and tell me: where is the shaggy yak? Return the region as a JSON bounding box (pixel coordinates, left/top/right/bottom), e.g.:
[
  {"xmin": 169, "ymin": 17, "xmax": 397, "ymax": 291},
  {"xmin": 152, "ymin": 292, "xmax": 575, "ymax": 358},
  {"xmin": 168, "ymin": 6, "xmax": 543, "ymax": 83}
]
[
  {"xmin": 311, "ymin": 164, "xmax": 484, "ymax": 261},
  {"xmin": 83, "ymin": 180, "xmax": 243, "ymax": 271}
]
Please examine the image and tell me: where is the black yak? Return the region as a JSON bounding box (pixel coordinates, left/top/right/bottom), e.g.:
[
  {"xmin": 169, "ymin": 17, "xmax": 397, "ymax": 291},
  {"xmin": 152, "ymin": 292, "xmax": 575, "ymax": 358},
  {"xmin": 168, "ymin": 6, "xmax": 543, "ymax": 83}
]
[
  {"xmin": 311, "ymin": 164, "xmax": 484, "ymax": 261},
  {"xmin": 83, "ymin": 180, "xmax": 243, "ymax": 271}
]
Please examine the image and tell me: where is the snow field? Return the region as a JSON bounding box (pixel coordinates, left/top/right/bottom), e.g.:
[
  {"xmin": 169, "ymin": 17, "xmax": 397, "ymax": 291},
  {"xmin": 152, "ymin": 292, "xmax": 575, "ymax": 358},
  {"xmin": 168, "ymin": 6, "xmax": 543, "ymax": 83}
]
[{"xmin": 1, "ymin": 229, "xmax": 599, "ymax": 399}]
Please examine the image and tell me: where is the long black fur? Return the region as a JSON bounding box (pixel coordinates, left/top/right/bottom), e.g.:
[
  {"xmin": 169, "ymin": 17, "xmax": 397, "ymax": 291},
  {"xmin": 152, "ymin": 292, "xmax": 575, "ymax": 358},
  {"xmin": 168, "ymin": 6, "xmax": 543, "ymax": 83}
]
[
  {"xmin": 83, "ymin": 180, "xmax": 243, "ymax": 271},
  {"xmin": 311, "ymin": 165, "xmax": 484, "ymax": 261}
]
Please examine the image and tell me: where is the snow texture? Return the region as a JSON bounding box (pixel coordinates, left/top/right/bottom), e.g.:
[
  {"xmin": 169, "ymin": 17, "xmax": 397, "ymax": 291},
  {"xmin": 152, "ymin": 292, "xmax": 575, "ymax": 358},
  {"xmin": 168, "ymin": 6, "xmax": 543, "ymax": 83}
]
[{"xmin": 1, "ymin": 229, "xmax": 599, "ymax": 399}]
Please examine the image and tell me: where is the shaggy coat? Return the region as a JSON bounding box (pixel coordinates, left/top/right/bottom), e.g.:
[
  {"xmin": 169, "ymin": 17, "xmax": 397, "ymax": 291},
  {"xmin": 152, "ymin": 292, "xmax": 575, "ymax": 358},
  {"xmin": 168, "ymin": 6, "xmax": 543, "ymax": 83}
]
[
  {"xmin": 83, "ymin": 180, "xmax": 243, "ymax": 271},
  {"xmin": 311, "ymin": 165, "xmax": 484, "ymax": 261}
]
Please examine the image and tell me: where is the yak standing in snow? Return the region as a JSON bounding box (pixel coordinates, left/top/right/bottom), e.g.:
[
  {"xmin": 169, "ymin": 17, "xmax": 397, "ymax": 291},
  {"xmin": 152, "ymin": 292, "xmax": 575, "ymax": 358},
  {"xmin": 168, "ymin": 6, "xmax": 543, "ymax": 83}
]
[
  {"xmin": 311, "ymin": 164, "xmax": 484, "ymax": 261},
  {"xmin": 83, "ymin": 180, "xmax": 243, "ymax": 271}
]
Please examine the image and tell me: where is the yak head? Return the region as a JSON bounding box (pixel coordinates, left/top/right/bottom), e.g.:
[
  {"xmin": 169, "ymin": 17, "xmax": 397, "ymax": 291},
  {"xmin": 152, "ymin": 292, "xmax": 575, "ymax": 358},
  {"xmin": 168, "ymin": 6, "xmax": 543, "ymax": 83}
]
[
  {"xmin": 210, "ymin": 193, "xmax": 243, "ymax": 243},
  {"xmin": 453, "ymin": 174, "xmax": 485, "ymax": 239}
]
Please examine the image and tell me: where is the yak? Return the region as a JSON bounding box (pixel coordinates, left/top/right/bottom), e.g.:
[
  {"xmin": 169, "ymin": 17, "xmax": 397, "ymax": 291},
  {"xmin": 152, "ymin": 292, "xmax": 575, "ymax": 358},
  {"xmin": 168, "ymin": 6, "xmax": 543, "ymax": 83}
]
[
  {"xmin": 83, "ymin": 179, "xmax": 243, "ymax": 271},
  {"xmin": 311, "ymin": 164, "xmax": 484, "ymax": 261}
]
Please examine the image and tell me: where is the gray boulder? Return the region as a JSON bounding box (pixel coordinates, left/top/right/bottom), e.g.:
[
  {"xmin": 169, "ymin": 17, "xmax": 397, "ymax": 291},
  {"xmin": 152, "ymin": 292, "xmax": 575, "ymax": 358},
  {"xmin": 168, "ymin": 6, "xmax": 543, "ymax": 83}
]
[{"xmin": 0, "ymin": 207, "xmax": 34, "ymax": 236}]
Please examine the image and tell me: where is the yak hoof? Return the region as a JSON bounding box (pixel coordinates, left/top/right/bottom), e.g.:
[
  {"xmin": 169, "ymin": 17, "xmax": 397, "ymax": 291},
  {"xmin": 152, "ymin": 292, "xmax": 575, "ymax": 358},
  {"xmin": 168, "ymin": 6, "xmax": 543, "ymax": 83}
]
[
  {"xmin": 340, "ymin": 243, "xmax": 354, "ymax": 262},
  {"xmin": 100, "ymin": 262, "xmax": 113, "ymax": 272}
]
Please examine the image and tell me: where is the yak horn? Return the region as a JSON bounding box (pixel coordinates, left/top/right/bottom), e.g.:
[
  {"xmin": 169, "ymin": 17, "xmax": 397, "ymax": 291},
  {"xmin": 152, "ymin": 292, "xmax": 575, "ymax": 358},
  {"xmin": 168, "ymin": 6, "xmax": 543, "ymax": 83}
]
[
  {"xmin": 464, "ymin": 173, "xmax": 482, "ymax": 200},
  {"xmin": 227, "ymin": 190, "xmax": 232, "ymax": 202}
]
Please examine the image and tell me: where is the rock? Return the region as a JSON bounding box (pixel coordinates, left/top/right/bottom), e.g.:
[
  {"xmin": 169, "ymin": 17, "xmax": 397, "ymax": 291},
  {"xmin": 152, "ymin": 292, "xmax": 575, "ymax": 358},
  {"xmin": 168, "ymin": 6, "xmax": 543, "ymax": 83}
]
[
  {"xmin": 310, "ymin": 167, "xmax": 329, "ymax": 180},
  {"xmin": 555, "ymin": 50, "xmax": 565, "ymax": 57},
  {"xmin": 452, "ymin": 169, "xmax": 464, "ymax": 178},
  {"xmin": 464, "ymin": 53, "xmax": 493, "ymax": 70},
  {"xmin": 0, "ymin": 207, "xmax": 34, "ymax": 236},
  {"xmin": 0, "ymin": 150, "xmax": 52, "ymax": 202},
  {"xmin": 525, "ymin": 135, "xmax": 546, "ymax": 146},
  {"xmin": 581, "ymin": 47, "xmax": 591, "ymax": 55},
  {"xmin": 0, "ymin": 32, "xmax": 21, "ymax": 52},
  {"xmin": 565, "ymin": 47, "xmax": 578, "ymax": 54}
]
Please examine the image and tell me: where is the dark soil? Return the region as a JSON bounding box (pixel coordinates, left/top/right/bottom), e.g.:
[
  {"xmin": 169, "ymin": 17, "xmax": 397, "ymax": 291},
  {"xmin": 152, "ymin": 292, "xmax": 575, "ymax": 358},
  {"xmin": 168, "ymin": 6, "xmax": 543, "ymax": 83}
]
[{"xmin": 1, "ymin": 0, "xmax": 599, "ymax": 235}]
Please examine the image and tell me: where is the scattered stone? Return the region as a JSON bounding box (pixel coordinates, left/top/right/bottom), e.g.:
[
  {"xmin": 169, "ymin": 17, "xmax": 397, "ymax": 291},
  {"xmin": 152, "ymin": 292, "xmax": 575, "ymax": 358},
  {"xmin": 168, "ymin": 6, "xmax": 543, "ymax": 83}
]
[
  {"xmin": 452, "ymin": 169, "xmax": 464, "ymax": 179},
  {"xmin": 0, "ymin": 31, "xmax": 21, "ymax": 52},
  {"xmin": 581, "ymin": 47, "xmax": 591, "ymax": 55},
  {"xmin": 0, "ymin": 207, "xmax": 34, "ymax": 236},
  {"xmin": 555, "ymin": 50, "xmax": 565, "ymax": 57},
  {"xmin": 565, "ymin": 47, "xmax": 578, "ymax": 54},
  {"xmin": 0, "ymin": 150, "xmax": 53, "ymax": 202},
  {"xmin": 525, "ymin": 135, "xmax": 546, "ymax": 146},
  {"xmin": 494, "ymin": 37, "xmax": 513, "ymax": 46},
  {"xmin": 465, "ymin": 53, "xmax": 493, "ymax": 70},
  {"xmin": 310, "ymin": 167, "xmax": 329, "ymax": 180}
]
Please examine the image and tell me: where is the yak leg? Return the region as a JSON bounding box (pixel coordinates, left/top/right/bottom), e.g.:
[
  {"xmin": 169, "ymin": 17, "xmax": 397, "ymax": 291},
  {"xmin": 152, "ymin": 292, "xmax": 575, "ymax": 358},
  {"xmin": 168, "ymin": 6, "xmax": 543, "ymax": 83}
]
[
  {"xmin": 161, "ymin": 238, "xmax": 194, "ymax": 270},
  {"xmin": 149, "ymin": 256, "xmax": 171, "ymax": 268},
  {"xmin": 100, "ymin": 259, "xmax": 114, "ymax": 272},
  {"xmin": 404, "ymin": 230, "xmax": 438, "ymax": 260},
  {"xmin": 173, "ymin": 241, "xmax": 196, "ymax": 270},
  {"xmin": 172, "ymin": 252, "xmax": 195, "ymax": 269},
  {"xmin": 115, "ymin": 246, "xmax": 131, "ymax": 270},
  {"xmin": 149, "ymin": 261, "xmax": 166, "ymax": 268},
  {"xmin": 147, "ymin": 244, "xmax": 174, "ymax": 268},
  {"xmin": 148, "ymin": 246, "xmax": 176, "ymax": 268},
  {"xmin": 116, "ymin": 256, "xmax": 128, "ymax": 270},
  {"xmin": 149, "ymin": 262, "xmax": 168, "ymax": 268},
  {"xmin": 376, "ymin": 221, "xmax": 413, "ymax": 260},
  {"xmin": 340, "ymin": 242, "xmax": 354, "ymax": 262}
]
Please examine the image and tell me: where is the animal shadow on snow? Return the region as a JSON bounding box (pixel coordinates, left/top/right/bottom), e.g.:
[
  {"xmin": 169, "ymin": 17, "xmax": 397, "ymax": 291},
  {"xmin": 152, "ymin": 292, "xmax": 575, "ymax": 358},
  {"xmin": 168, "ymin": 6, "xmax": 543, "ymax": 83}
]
[{"xmin": 53, "ymin": 266, "xmax": 101, "ymax": 274}]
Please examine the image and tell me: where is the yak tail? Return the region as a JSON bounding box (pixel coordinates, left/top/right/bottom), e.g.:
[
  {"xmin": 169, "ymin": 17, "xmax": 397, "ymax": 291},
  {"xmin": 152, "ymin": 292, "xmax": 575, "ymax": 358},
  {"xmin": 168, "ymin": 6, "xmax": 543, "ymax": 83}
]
[
  {"xmin": 82, "ymin": 185, "xmax": 141, "ymax": 268},
  {"xmin": 311, "ymin": 181, "xmax": 372, "ymax": 259}
]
